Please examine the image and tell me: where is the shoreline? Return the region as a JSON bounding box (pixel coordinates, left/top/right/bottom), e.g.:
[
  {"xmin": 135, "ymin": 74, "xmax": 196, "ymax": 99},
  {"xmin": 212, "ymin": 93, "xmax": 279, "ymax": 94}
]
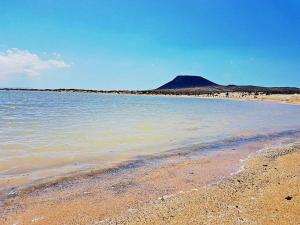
[
  {"xmin": 108, "ymin": 141, "xmax": 300, "ymax": 225},
  {"xmin": 1, "ymin": 129, "xmax": 299, "ymax": 197},
  {"xmin": 1, "ymin": 132, "xmax": 299, "ymax": 224},
  {"xmin": 2, "ymin": 88, "xmax": 300, "ymax": 105},
  {"xmin": 197, "ymin": 92, "xmax": 300, "ymax": 105},
  {"xmin": 126, "ymin": 92, "xmax": 300, "ymax": 105}
]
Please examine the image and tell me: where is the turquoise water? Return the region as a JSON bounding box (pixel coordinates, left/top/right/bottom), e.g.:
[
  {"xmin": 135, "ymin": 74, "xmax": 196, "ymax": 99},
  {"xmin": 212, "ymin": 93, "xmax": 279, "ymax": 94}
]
[{"xmin": 1, "ymin": 91, "xmax": 300, "ymax": 187}]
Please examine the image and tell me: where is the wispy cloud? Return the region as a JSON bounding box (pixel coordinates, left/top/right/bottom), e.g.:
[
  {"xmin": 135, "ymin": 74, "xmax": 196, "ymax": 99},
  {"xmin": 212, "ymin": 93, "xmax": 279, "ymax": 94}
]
[{"xmin": 0, "ymin": 48, "xmax": 70, "ymax": 79}]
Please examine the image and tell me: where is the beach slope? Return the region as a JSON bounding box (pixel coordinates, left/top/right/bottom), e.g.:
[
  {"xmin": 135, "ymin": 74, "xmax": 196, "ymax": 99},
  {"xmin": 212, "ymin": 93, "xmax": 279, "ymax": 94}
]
[{"xmin": 109, "ymin": 143, "xmax": 300, "ymax": 225}]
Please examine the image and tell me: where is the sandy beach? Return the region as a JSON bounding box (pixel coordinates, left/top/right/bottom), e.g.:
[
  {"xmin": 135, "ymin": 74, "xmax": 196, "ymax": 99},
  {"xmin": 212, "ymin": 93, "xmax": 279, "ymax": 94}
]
[
  {"xmin": 109, "ymin": 142, "xmax": 300, "ymax": 225},
  {"xmin": 1, "ymin": 1, "xmax": 300, "ymax": 224},
  {"xmin": 141, "ymin": 92, "xmax": 300, "ymax": 105},
  {"xmin": 198, "ymin": 93, "xmax": 300, "ymax": 105},
  {"xmin": 116, "ymin": 92, "xmax": 300, "ymax": 107},
  {"xmin": 1, "ymin": 132, "xmax": 299, "ymax": 225}
]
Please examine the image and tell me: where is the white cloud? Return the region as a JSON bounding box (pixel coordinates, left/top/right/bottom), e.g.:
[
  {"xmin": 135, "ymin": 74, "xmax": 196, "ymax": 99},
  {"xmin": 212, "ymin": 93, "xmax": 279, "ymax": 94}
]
[{"xmin": 0, "ymin": 48, "xmax": 70, "ymax": 79}]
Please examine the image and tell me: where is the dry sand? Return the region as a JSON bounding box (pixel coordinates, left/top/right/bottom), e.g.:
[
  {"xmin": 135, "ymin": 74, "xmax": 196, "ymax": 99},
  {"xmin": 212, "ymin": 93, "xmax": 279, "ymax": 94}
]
[
  {"xmin": 109, "ymin": 143, "xmax": 300, "ymax": 225},
  {"xmin": 134, "ymin": 92, "xmax": 300, "ymax": 105},
  {"xmin": 198, "ymin": 93, "xmax": 300, "ymax": 105}
]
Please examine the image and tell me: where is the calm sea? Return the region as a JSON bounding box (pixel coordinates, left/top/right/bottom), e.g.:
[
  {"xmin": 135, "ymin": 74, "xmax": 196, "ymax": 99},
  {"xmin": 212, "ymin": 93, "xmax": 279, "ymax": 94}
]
[{"xmin": 1, "ymin": 90, "xmax": 300, "ymax": 189}]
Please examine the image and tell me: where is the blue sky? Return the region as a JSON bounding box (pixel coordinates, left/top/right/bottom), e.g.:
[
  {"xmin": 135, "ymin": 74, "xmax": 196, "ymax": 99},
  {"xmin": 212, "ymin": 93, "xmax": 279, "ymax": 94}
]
[{"xmin": 0, "ymin": 0, "xmax": 299, "ymax": 89}]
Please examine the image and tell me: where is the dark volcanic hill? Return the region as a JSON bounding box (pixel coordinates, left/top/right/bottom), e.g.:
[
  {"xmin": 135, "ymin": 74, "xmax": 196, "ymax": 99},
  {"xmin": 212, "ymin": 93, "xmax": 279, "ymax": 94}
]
[
  {"xmin": 155, "ymin": 75, "xmax": 300, "ymax": 94},
  {"xmin": 157, "ymin": 75, "xmax": 219, "ymax": 89}
]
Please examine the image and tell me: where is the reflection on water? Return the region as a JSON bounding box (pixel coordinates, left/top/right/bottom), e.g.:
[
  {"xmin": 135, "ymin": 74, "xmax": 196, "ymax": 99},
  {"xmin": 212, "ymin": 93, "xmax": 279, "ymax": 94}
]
[{"xmin": 1, "ymin": 91, "xmax": 300, "ymax": 188}]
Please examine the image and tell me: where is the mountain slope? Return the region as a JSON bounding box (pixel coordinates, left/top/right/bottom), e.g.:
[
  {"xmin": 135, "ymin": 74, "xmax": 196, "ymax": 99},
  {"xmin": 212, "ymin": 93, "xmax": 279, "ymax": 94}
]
[
  {"xmin": 157, "ymin": 75, "xmax": 219, "ymax": 89},
  {"xmin": 155, "ymin": 75, "xmax": 300, "ymax": 94}
]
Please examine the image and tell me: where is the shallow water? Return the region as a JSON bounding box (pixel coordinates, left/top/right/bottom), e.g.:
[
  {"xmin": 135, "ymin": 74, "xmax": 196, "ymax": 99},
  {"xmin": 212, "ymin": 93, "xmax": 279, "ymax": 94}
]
[{"xmin": 1, "ymin": 91, "xmax": 300, "ymax": 189}]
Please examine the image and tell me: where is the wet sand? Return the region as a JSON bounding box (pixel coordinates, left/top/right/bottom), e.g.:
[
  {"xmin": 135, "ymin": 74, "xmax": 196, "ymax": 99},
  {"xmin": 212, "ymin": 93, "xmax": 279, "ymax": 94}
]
[{"xmin": 1, "ymin": 135, "xmax": 299, "ymax": 224}]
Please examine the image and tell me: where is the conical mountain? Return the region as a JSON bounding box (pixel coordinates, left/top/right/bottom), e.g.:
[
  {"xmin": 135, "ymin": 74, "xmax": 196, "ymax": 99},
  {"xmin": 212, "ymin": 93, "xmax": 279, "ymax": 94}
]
[{"xmin": 157, "ymin": 75, "xmax": 218, "ymax": 90}]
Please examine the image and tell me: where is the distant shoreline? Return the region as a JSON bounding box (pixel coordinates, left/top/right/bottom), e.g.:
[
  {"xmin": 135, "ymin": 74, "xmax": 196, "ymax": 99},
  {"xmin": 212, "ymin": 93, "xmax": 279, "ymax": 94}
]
[{"xmin": 1, "ymin": 88, "xmax": 300, "ymax": 105}]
